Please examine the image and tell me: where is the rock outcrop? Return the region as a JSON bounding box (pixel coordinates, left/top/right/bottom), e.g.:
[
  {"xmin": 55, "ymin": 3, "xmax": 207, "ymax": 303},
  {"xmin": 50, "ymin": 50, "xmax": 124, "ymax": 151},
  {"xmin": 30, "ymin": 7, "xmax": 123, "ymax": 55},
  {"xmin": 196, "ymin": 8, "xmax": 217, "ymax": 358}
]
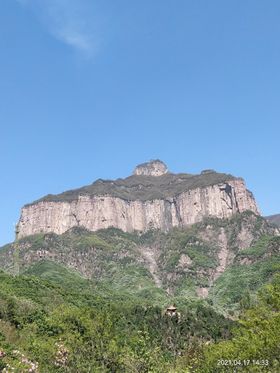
[
  {"xmin": 133, "ymin": 159, "xmax": 168, "ymax": 176},
  {"xmin": 16, "ymin": 161, "xmax": 260, "ymax": 239}
]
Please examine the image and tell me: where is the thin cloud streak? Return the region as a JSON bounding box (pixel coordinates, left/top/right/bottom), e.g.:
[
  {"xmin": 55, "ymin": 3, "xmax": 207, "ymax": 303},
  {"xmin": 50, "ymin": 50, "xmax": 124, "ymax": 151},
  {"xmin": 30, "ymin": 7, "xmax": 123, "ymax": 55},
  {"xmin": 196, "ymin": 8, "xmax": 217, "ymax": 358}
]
[{"xmin": 16, "ymin": 0, "xmax": 99, "ymax": 56}]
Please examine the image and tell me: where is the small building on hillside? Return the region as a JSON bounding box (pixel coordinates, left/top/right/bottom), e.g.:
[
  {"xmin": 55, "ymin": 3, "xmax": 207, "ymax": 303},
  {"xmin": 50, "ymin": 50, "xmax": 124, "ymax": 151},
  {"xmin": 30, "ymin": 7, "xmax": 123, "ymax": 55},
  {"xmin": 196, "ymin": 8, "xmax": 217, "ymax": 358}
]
[{"xmin": 166, "ymin": 305, "xmax": 177, "ymax": 317}]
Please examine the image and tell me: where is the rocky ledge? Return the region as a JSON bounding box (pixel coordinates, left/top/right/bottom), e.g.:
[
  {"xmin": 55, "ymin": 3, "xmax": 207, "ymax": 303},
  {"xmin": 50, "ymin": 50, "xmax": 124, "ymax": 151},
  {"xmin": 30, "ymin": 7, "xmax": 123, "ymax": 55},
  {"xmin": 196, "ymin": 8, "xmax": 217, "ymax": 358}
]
[{"xmin": 16, "ymin": 160, "xmax": 260, "ymax": 238}]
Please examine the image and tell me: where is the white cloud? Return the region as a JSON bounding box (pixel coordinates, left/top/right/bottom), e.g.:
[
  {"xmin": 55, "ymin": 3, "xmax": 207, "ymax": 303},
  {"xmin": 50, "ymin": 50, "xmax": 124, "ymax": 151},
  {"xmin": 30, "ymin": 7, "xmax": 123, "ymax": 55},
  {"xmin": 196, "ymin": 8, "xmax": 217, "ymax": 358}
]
[
  {"xmin": 56, "ymin": 29, "xmax": 92, "ymax": 52},
  {"xmin": 16, "ymin": 0, "xmax": 99, "ymax": 56}
]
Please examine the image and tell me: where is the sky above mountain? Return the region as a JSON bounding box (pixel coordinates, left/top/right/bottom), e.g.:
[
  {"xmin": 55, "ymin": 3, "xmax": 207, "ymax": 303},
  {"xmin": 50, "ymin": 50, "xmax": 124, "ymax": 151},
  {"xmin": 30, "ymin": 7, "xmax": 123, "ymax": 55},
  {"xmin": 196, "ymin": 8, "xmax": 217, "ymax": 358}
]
[{"xmin": 1, "ymin": 0, "xmax": 280, "ymax": 245}]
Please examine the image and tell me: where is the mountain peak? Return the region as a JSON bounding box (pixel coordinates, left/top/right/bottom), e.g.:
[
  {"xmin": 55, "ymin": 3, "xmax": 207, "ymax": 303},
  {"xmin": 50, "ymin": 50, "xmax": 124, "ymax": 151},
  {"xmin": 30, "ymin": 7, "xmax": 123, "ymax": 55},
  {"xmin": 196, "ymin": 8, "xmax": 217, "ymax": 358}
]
[{"xmin": 133, "ymin": 159, "xmax": 168, "ymax": 176}]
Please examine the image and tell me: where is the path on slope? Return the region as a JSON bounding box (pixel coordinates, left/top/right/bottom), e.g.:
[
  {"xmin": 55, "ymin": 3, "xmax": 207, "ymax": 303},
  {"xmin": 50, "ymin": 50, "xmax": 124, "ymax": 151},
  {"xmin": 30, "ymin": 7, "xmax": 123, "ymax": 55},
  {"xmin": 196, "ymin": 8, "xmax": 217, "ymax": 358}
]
[
  {"xmin": 213, "ymin": 228, "xmax": 229, "ymax": 281},
  {"xmin": 140, "ymin": 246, "xmax": 162, "ymax": 288}
]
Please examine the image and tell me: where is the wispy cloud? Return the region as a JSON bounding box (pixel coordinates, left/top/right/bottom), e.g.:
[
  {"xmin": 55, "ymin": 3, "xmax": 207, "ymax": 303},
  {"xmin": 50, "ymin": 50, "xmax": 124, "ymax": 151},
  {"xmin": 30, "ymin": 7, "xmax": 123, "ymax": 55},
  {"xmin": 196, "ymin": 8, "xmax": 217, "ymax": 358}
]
[{"xmin": 16, "ymin": 0, "xmax": 99, "ymax": 56}]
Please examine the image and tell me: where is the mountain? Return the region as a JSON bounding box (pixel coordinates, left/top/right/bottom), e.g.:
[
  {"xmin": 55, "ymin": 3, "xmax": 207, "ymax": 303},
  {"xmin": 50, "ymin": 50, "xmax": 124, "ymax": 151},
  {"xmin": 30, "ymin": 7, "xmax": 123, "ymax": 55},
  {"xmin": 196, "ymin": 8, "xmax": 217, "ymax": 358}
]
[
  {"xmin": 16, "ymin": 160, "xmax": 259, "ymax": 239},
  {"xmin": 0, "ymin": 162, "xmax": 279, "ymax": 371},
  {"xmin": 2, "ymin": 211, "xmax": 279, "ymax": 313},
  {"xmin": 266, "ymin": 214, "xmax": 280, "ymax": 227}
]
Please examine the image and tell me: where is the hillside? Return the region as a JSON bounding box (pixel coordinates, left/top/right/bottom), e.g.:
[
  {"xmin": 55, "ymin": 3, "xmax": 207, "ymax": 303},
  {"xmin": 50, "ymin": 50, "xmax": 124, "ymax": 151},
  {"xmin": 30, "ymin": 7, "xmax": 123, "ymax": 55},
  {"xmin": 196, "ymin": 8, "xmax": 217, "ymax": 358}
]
[
  {"xmin": 0, "ymin": 261, "xmax": 278, "ymax": 371},
  {"xmin": 0, "ymin": 263, "xmax": 236, "ymax": 372},
  {"xmin": 266, "ymin": 214, "xmax": 280, "ymax": 227},
  {"xmin": 1, "ymin": 207, "xmax": 280, "ymax": 371},
  {"xmin": 2, "ymin": 212, "xmax": 279, "ymax": 313}
]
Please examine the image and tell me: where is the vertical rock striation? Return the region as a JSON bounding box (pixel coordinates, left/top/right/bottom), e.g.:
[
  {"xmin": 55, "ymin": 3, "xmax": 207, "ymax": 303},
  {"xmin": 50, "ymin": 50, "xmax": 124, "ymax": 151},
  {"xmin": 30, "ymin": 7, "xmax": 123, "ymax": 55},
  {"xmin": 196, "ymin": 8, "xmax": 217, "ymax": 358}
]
[{"xmin": 16, "ymin": 161, "xmax": 260, "ymax": 239}]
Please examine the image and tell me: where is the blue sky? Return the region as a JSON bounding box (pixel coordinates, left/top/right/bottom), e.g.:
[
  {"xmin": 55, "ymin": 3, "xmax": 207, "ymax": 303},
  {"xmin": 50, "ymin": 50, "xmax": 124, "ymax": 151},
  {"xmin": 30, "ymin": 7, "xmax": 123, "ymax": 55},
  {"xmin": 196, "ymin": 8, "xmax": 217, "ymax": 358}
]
[{"xmin": 1, "ymin": 0, "xmax": 280, "ymax": 245}]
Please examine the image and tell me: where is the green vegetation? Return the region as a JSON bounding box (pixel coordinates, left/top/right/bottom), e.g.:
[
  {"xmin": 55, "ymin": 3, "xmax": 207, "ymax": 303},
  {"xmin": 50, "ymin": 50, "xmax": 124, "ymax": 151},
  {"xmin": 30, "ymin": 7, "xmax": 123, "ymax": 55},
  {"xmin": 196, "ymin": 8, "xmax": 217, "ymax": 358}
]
[
  {"xmin": 0, "ymin": 213, "xmax": 277, "ymax": 307},
  {"xmin": 0, "ymin": 212, "xmax": 279, "ymax": 371},
  {"xmin": 209, "ymin": 258, "xmax": 280, "ymax": 311},
  {"xmin": 0, "ymin": 265, "xmax": 233, "ymax": 372},
  {"xmin": 26, "ymin": 171, "xmax": 235, "ymax": 205},
  {"xmin": 237, "ymin": 236, "xmax": 272, "ymax": 257},
  {"xmin": 197, "ymin": 276, "xmax": 280, "ymax": 372},
  {"xmin": 0, "ymin": 266, "xmax": 279, "ymax": 371},
  {"xmin": 209, "ymin": 236, "xmax": 280, "ymax": 312}
]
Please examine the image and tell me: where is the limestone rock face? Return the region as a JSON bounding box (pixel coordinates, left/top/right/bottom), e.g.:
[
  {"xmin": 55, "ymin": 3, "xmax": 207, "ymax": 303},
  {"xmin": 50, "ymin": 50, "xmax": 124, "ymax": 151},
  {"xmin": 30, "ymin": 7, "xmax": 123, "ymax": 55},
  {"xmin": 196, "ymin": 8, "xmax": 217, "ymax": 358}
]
[
  {"xmin": 17, "ymin": 161, "xmax": 260, "ymax": 239},
  {"xmin": 134, "ymin": 160, "xmax": 168, "ymax": 176}
]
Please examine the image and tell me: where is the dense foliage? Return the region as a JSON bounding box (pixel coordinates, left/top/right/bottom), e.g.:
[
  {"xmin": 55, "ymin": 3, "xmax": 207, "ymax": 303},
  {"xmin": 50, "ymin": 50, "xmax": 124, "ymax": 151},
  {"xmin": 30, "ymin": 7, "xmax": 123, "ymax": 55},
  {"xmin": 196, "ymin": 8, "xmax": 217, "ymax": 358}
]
[
  {"xmin": 0, "ymin": 268, "xmax": 279, "ymax": 372},
  {"xmin": 0, "ymin": 266, "xmax": 233, "ymax": 372},
  {"xmin": 198, "ymin": 276, "xmax": 280, "ymax": 372},
  {"xmin": 0, "ymin": 213, "xmax": 279, "ymax": 371}
]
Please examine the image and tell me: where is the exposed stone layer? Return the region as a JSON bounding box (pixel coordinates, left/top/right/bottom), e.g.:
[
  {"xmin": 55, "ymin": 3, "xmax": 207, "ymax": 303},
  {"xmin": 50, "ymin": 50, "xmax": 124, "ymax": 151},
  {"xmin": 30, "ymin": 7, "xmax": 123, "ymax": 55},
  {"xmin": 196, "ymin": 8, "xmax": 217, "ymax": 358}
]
[
  {"xmin": 133, "ymin": 160, "xmax": 168, "ymax": 176},
  {"xmin": 17, "ymin": 177, "xmax": 260, "ymax": 239}
]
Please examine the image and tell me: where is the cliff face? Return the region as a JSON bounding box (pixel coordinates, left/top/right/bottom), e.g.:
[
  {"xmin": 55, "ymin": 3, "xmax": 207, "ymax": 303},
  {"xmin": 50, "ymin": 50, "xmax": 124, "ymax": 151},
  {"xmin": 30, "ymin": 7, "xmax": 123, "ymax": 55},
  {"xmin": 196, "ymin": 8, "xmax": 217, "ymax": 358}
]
[{"xmin": 16, "ymin": 161, "xmax": 260, "ymax": 239}]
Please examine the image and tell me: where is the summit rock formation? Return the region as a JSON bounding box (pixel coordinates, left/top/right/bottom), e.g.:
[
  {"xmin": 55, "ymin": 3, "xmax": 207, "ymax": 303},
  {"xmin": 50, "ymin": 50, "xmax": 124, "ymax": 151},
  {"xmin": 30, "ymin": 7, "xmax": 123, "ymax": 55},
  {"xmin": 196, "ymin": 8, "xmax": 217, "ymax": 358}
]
[
  {"xmin": 133, "ymin": 159, "xmax": 168, "ymax": 176},
  {"xmin": 16, "ymin": 160, "xmax": 260, "ymax": 239}
]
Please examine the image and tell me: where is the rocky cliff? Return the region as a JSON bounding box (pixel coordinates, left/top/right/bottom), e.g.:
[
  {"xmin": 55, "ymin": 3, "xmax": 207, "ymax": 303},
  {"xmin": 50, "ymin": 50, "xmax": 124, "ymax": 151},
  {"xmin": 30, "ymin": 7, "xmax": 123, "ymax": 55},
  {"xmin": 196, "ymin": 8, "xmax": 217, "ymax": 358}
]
[{"xmin": 16, "ymin": 160, "xmax": 260, "ymax": 239}]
